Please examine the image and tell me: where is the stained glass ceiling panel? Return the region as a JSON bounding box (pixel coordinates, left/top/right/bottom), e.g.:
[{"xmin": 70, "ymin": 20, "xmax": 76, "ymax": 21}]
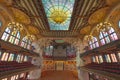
[{"xmin": 42, "ymin": 0, "xmax": 75, "ymax": 30}]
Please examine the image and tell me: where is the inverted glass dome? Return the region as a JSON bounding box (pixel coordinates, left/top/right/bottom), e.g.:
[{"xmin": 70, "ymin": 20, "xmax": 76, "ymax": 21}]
[{"xmin": 42, "ymin": 0, "xmax": 75, "ymax": 30}]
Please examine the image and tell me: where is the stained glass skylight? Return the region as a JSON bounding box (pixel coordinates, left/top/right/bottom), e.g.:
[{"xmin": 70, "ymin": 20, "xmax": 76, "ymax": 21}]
[{"xmin": 42, "ymin": 0, "xmax": 75, "ymax": 30}]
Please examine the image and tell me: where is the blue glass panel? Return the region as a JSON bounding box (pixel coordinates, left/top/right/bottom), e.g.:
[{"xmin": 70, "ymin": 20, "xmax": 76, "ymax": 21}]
[
  {"xmin": 99, "ymin": 32, "xmax": 103, "ymax": 39},
  {"xmin": 42, "ymin": 0, "xmax": 75, "ymax": 30},
  {"xmin": 103, "ymin": 32, "xmax": 108, "ymax": 37},
  {"xmin": 17, "ymin": 31, "xmax": 20, "ymax": 39},
  {"xmin": 5, "ymin": 27, "xmax": 11, "ymax": 33}
]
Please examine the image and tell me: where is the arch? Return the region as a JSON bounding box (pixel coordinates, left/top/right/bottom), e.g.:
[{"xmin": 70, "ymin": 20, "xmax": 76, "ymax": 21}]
[
  {"xmin": 90, "ymin": 22, "xmax": 119, "ymax": 38},
  {"xmin": 0, "ymin": 4, "xmax": 32, "ymax": 38},
  {"xmin": 105, "ymin": 2, "xmax": 120, "ymax": 21},
  {"xmin": 90, "ymin": 2, "xmax": 120, "ymax": 36},
  {"xmin": 0, "ymin": 3, "xmax": 14, "ymax": 22},
  {"xmin": 0, "ymin": 13, "xmax": 5, "ymax": 27},
  {"xmin": 83, "ymin": 35, "xmax": 93, "ymax": 41},
  {"xmin": 11, "ymin": 7, "xmax": 31, "ymax": 24}
]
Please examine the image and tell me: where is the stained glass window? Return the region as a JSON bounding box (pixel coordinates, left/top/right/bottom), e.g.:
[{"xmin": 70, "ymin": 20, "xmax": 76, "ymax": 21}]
[
  {"xmin": 94, "ymin": 37, "xmax": 99, "ymax": 47},
  {"xmin": 15, "ymin": 31, "xmax": 20, "ymax": 45},
  {"xmin": 110, "ymin": 53, "xmax": 117, "ymax": 62},
  {"xmin": 27, "ymin": 40, "xmax": 31, "ymax": 49},
  {"xmin": 16, "ymin": 54, "xmax": 21, "ymax": 62},
  {"xmin": 20, "ymin": 37, "xmax": 32, "ymax": 50},
  {"xmin": 44, "ymin": 46, "xmax": 53, "ymax": 57},
  {"xmin": 66, "ymin": 45, "xmax": 76, "ymax": 57},
  {"xmin": 1, "ymin": 27, "xmax": 11, "ymax": 41},
  {"xmin": 8, "ymin": 53, "xmax": 14, "ymax": 61},
  {"xmin": 98, "ymin": 55, "xmax": 103, "ymax": 63},
  {"xmin": 1, "ymin": 52, "xmax": 9, "ymax": 61},
  {"xmin": 42, "ymin": 0, "xmax": 75, "ymax": 30},
  {"xmin": 99, "ymin": 27, "xmax": 118, "ymax": 45},
  {"xmin": 4, "ymin": 52, "xmax": 9, "ymax": 61},
  {"xmin": 89, "ymin": 41, "xmax": 93, "ymax": 49},
  {"xmin": 99, "ymin": 31, "xmax": 110, "ymax": 45},
  {"xmin": 89, "ymin": 37, "xmax": 99, "ymax": 49},
  {"xmin": 20, "ymin": 55, "xmax": 24, "ymax": 62},
  {"xmin": 92, "ymin": 56, "xmax": 96, "ymax": 62},
  {"xmin": 9, "ymin": 28, "xmax": 20, "ymax": 45},
  {"xmin": 103, "ymin": 32, "xmax": 110, "ymax": 43},
  {"xmin": 108, "ymin": 27, "xmax": 118, "ymax": 41},
  {"xmin": 24, "ymin": 56, "xmax": 28, "ymax": 61},
  {"xmin": 95, "ymin": 56, "xmax": 99, "ymax": 63},
  {"xmin": 1, "ymin": 23, "xmax": 21, "ymax": 45},
  {"xmin": 105, "ymin": 54, "xmax": 111, "ymax": 63}
]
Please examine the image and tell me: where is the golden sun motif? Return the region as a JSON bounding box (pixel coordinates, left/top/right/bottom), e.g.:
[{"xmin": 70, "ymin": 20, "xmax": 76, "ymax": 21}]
[{"xmin": 50, "ymin": 9, "xmax": 68, "ymax": 24}]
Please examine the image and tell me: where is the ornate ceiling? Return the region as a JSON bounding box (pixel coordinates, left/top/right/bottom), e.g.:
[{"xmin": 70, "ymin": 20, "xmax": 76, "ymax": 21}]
[
  {"xmin": 12, "ymin": 0, "xmax": 107, "ymax": 38},
  {"xmin": 11, "ymin": 7, "xmax": 31, "ymax": 24},
  {"xmin": 42, "ymin": 0, "xmax": 75, "ymax": 30}
]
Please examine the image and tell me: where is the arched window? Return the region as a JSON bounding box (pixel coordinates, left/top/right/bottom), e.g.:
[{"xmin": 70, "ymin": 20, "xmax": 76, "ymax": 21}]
[
  {"xmin": 20, "ymin": 37, "xmax": 32, "ymax": 50},
  {"xmin": 92, "ymin": 56, "xmax": 96, "ymax": 62},
  {"xmin": 44, "ymin": 45, "xmax": 53, "ymax": 57},
  {"xmin": 98, "ymin": 55, "xmax": 103, "ymax": 63},
  {"xmin": 1, "ymin": 52, "xmax": 9, "ymax": 61},
  {"xmin": 66, "ymin": 45, "xmax": 76, "ymax": 58},
  {"xmin": 89, "ymin": 37, "xmax": 99, "ymax": 49},
  {"xmin": 1, "ymin": 23, "xmax": 21, "ymax": 45},
  {"xmin": 16, "ymin": 54, "xmax": 21, "ymax": 63},
  {"xmin": 99, "ymin": 27, "xmax": 118, "ymax": 45},
  {"xmin": 105, "ymin": 54, "xmax": 111, "ymax": 63},
  {"xmin": 8, "ymin": 27, "xmax": 20, "ymax": 45},
  {"xmin": 99, "ymin": 30, "xmax": 110, "ymax": 45},
  {"xmin": 95, "ymin": 56, "xmax": 99, "ymax": 63},
  {"xmin": 8, "ymin": 53, "xmax": 14, "ymax": 61},
  {"xmin": 89, "ymin": 41, "xmax": 93, "ymax": 49},
  {"xmin": 108, "ymin": 27, "xmax": 118, "ymax": 41},
  {"xmin": 1, "ymin": 27, "xmax": 11, "ymax": 41},
  {"xmin": 24, "ymin": 56, "xmax": 28, "ymax": 61},
  {"xmin": 110, "ymin": 53, "xmax": 117, "ymax": 62},
  {"xmin": 99, "ymin": 32, "xmax": 106, "ymax": 45}
]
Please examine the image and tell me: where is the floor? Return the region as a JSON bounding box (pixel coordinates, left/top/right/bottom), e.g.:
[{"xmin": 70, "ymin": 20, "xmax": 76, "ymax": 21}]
[{"xmin": 40, "ymin": 70, "xmax": 78, "ymax": 80}]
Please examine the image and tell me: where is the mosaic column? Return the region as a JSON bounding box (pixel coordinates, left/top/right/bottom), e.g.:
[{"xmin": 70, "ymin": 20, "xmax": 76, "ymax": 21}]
[{"xmin": 28, "ymin": 41, "xmax": 43, "ymax": 80}]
